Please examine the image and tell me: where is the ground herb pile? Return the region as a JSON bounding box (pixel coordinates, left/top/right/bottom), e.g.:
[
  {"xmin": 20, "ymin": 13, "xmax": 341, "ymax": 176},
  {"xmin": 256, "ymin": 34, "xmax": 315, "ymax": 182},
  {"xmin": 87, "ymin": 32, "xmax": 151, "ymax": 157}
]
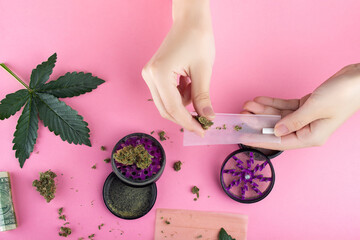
[
  {"xmin": 113, "ymin": 145, "xmax": 153, "ymax": 169},
  {"xmin": 32, "ymin": 170, "xmax": 57, "ymax": 202},
  {"xmin": 0, "ymin": 53, "xmax": 104, "ymax": 167},
  {"xmin": 195, "ymin": 116, "xmax": 214, "ymax": 130}
]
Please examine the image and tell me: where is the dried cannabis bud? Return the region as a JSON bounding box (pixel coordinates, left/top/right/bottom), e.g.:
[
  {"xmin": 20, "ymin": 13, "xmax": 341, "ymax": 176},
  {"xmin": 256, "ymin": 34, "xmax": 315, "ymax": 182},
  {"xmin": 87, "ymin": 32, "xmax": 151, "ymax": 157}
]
[
  {"xmin": 32, "ymin": 170, "xmax": 57, "ymax": 203},
  {"xmin": 195, "ymin": 116, "xmax": 214, "ymax": 130},
  {"xmin": 192, "ymin": 186, "xmax": 200, "ymax": 199},
  {"xmin": 59, "ymin": 226, "xmax": 72, "ymax": 237},
  {"xmin": 91, "ymin": 164, "xmax": 97, "ymax": 169},
  {"xmin": 173, "ymin": 161, "xmax": 182, "ymax": 171},
  {"xmin": 113, "ymin": 145, "xmax": 153, "ymax": 169},
  {"xmin": 88, "ymin": 234, "xmax": 95, "ymax": 239},
  {"xmin": 234, "ymin": 125, "xmax": 242, "ymax": 131},
  {"xmin": 104, "ymin": 158, "xmax": 111, "ymax": 163},
  {"xmin": 158, "ymin": 131, "xmax": 167, "ymax": 141},
  {"xmin": 180, "ymin": 128, "xmax": 184, "ymax": 132},
  {"xmin": 165, "ymin": 220, "xmax": 170, "ymax": 225},
  {"xmin": 100, "ymin": 146, "xmax": 106, "ymax": 151}
]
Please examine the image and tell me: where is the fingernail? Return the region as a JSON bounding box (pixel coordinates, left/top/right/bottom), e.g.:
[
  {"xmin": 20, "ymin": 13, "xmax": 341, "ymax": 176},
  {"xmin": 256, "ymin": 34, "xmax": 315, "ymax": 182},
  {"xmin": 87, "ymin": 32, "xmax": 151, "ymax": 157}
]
[
  {"xmin": 203, "ymin": 106, "xmax": 215, "ymax": 118},
  {"xmin": 275, "ymin": 124, "xmax": 289, "ymax": 136}
]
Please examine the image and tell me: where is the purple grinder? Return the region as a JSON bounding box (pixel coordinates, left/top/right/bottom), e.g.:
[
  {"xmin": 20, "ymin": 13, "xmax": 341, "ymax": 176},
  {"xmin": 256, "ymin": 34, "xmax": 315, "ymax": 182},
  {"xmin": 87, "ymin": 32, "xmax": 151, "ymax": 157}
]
[
  {"xmin": 238, "ymin": 144, "xmax": 283, "ymax": 159},
  {"xmin": 220, "ymin": 149, "xmax": 275, "ymax": 203},
  {"xmin": 111, "ymin": 133, "xmax": 166, "ymax": 187}
]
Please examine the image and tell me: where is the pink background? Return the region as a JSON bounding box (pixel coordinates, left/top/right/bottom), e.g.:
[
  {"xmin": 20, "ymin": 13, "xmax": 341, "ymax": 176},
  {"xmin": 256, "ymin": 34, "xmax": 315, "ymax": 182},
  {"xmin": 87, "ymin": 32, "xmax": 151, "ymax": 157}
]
[{"xmin": 1, "ymin": 0, "xmax": 360, "ymax": 239}]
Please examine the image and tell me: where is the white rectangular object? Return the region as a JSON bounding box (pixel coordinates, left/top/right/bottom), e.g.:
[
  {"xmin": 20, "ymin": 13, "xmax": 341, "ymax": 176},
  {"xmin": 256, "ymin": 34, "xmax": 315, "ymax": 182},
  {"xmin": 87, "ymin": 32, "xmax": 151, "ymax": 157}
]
[{"xmin": 183, "ymin": 113, "xmax": 281, "ymax": 146}]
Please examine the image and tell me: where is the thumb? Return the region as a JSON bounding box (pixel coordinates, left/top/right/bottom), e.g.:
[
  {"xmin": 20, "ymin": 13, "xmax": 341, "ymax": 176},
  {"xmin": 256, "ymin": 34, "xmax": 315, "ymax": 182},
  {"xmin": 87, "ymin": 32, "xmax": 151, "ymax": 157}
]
[
  {"xmin": 274, "ymin": 101, "xmax": 320, "ymax": 137},
  {"xmin": 190, "ymin": 66, "xmax": 215, "ymax": 120}
]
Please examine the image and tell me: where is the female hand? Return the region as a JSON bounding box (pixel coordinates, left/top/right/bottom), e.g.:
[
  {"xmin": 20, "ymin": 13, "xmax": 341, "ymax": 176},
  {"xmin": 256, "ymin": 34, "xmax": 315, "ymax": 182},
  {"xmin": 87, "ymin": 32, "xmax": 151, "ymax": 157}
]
[
  {"xmin": 142, "ymin": 0, "xmax": 215, "ymax": 136},
  {"xmin": 242, "ymin": 64, "xmax": 360, "ymax": 150}
]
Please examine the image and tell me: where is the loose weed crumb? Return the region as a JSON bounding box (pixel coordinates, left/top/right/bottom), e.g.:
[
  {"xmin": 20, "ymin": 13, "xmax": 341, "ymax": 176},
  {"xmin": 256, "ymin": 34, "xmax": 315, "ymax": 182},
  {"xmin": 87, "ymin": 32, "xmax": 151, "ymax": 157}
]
[
  {"xmin": 234, "ymin": 125, "xmax": 242, "ymax": 131},
  {"xmin": 91, "ymin": 164, "xmax": 97, "ymax": 169},
  {"xmin": 104, "ymin": 158, "xmax": 111, "ymax": 163},
  {"xmin": 98, "ymin": 223, "xmax": 104, "ymax": 230},
  {"xmin": 59, "ymin": 226, "xmax": 72, "ymax": 237},
  {"xmin": 173, "ymin": 161, "xmax": 182, "ymax": 171},
  {"xmin": 192, "ymin": 186, "xmax": 200, "ymax": 199},
  {"xmin": 100, "ymin": 146, "xmax": 106, "ymax": 151},
  {"xmin": 158, "ymin": 131, "xmax": 167, "ymax": 141}
]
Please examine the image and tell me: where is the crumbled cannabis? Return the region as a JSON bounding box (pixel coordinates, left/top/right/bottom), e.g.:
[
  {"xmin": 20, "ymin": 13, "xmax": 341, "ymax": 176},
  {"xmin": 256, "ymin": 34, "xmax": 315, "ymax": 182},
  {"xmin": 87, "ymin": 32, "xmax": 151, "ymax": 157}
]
[
  {"xmin": 64, "ymin": 222, "xmax": 70, "ymax": 225},
  {"xmin": 58, "ymin": 207, "xmax": 63, "ymax": 215},
  {"xmin": 59, "ymin": 215, "xmax": 66, "ymax": 221},
  {"xmin": 165, "ymin": 220, "xmax": 170, "ymax": 225},
  {"xmin": 100, "ymin": 146, "xmax": 106, "ymax": 151},
  {"xmin": 158, "ymin": 131, "xmax": 167, "ymax": 141},
  {"xmin": 180, "ymin": 128, "xmax": 184, "ymax": 132},
  {"xmin": 234, "ymin": 125, "xmax": 242, "ymax": 131},
  {"xmin": 78, "ymin": 238, "xmax": 84, "ymax": 240},
  {"xmin": 150, "ymin": 130, "xmax": 155, "ymax": 135},
  {"xmin": 218, "ymin": 228, "xmax": 236, "ymax": 240},
  {"xmin": 59, "ymin": 226, "xmax": 72, "ymax": 237},
  {"xmin": 216, "ymin": 126, "xmax": 222, "ymax": 130},
  {"xmin": 113, "ymin": 145, "xmax": 153, "ymax": 169},
  {"xmin": 104, "ymin": 158, "xmax": 111, "ymax": 163},
  {"xmin": 196, "ymin": 235, "xmax": 203, "ymax": 239},
  {"xmin": 98, "ymin": 223, "xmax": 104, "ymax": 230},
  {"xmin": 195, "ymin": 116, "xmax": 214, "ymax": 130},
  {"xmin": 147, "ymin": 98, "xmax": 153, "ymax": 101},
  {"xmin": 32, "ymin": 170, "xmax": 57, "ymax": 203},
  {"xmin": 88, "ymin": 234, "xmax": 95, "ymax": 239},
  {"xmin": 91, "ymin": 164, "xmax": 97, "ymax": 169},
  {"xmin": 173, "ymin": 161, "xmax": 182, "ymax": 171},
  {"xmin": 192, "ymin": 186, "xmax": 200, "ymax": 199},
  {"xmin": 222, "ymin": 124, "xmax": 227, "ymax": 130},
  {"xmin": 193, "ymin": 198, "xmax": 198, "ymax": 201}
]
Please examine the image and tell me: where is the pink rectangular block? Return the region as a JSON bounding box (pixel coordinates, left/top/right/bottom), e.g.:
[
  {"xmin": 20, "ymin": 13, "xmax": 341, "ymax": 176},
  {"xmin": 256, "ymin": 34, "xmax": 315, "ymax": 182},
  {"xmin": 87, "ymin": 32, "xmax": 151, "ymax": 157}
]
[{"xmin": 154, "ymin": 208, "xmax": 248, "ymax": 240}]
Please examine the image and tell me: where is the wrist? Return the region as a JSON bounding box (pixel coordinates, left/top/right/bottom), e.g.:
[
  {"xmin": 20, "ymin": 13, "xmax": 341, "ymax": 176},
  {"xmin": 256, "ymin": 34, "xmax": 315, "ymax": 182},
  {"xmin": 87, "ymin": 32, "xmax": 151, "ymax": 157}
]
[{"xmin": 172, "ymin": 0, "xmax": 212, "ymax": 30}]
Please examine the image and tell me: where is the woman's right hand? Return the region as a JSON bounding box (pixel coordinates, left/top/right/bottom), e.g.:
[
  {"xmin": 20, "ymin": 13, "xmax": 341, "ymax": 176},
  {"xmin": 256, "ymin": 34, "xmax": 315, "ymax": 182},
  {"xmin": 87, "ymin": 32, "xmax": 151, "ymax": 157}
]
[{"xmin": 242, "ymin": 64, "xmax": 360, "ymax": 150}]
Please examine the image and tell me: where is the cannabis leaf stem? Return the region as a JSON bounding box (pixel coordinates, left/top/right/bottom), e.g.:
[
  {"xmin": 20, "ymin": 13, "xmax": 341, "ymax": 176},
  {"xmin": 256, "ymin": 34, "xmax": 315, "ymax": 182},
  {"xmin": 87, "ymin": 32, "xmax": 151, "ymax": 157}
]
[{"xmin": 0, "ymin": 63, "xmax": 31, "ymax": 91}]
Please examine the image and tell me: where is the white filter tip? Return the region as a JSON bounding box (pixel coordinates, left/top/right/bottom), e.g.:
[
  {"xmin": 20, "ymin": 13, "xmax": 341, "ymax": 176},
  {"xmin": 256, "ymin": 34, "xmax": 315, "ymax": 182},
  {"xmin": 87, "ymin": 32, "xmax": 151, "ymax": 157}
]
[{"xmin": 262, "ymin": 128, "xmax": 275, "ymax": 135}]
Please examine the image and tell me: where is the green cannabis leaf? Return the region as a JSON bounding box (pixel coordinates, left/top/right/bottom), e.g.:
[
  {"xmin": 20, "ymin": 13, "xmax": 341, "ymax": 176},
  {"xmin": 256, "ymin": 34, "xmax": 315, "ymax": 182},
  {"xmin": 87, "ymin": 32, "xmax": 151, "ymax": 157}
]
[
  {"xmin": 38, "ymin": 72, "xmax": 105, "ymax": 98},
  {"xmin": 0, "ymin": 53, "xmax": 104, "ymax": 168},
  {"xmin": 219, "ymin": 228, "xmax": 236, "ymax": 240},
  {"xmin": 0, "ymin": 89, "xmax": 29, "ymax": 120}
]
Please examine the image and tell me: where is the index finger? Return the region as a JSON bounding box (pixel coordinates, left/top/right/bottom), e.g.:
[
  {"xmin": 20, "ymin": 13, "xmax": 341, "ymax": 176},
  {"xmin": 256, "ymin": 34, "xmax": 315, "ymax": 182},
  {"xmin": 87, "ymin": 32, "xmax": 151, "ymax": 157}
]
[{"xmin": 155, "ymin": 74, "xmax": 205, "ymax": 136}]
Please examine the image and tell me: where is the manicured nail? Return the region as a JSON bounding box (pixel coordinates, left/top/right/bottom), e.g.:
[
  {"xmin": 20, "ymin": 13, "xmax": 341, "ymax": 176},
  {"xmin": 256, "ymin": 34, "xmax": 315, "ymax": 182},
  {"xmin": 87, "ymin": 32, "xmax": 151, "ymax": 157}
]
[
  {"xmin": 275, "ymin": 124, "xmax": 289, "ymax": 136},
  {"xmin": 203, "ymin": 106, "xmax": 215, "ymax": 118}
]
